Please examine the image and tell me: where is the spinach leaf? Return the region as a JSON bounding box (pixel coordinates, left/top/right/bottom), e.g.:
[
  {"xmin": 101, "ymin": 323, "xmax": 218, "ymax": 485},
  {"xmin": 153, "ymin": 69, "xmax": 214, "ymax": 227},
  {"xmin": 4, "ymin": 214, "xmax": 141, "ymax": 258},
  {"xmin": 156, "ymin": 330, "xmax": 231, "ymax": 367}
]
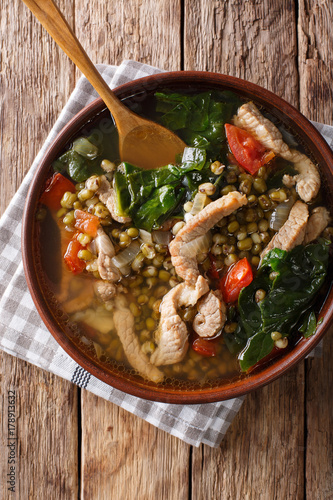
[
  {"xmin": 132, "ymin": 185, "xmax": 185, "ymax": 231},
  {"xmin": 53, "ymin": 149, "xmax": 104, "ymax": 182},
  {"xmin": 225, "ymin": 241, "xmax": 330, "ymax": 372},
  {"xmin": 299, "ymin": 310, "xmax": 317, "ymax": 338},
  {"xmin": 155, "ymin": 90, "xmax": 241, "ymax": 158}
]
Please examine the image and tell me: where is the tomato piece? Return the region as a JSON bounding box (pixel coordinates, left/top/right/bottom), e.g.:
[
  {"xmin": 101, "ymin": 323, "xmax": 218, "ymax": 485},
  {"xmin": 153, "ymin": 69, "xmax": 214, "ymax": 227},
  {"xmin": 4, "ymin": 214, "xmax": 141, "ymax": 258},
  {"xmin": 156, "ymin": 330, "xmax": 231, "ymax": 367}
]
[
  {"xmin": 220, "ymin": 257, "xmax": 253, "ymax": 303},
  {"xmin": 191, "ymin": 336, "xmax": 219, "ymax": 358},
  {"xmin": 225, "ymin": 123, "xmax": 275, "ymax": 175},
  {"xmin": 64, "ymin": 236, "xmax": 86, "ymax": 274},
  {"xmin": 40, "ymin": 173, "xmax": 76, "ymax": 210},
  {"xmin": 191, "ymin": 336, "xmax": 219, "ymax": 357},
  {"xmin": 74, "ymin": 209, "xmax": 100, "ymax": 237}
]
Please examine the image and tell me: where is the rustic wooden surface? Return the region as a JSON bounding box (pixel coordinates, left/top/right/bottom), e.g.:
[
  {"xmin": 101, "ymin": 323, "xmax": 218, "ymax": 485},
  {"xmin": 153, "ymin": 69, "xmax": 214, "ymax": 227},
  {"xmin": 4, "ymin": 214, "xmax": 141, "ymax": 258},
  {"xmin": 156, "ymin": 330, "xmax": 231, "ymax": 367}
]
[{"xmin": 0, "ymin": 0, "xmax": 332, "ymax": 499}]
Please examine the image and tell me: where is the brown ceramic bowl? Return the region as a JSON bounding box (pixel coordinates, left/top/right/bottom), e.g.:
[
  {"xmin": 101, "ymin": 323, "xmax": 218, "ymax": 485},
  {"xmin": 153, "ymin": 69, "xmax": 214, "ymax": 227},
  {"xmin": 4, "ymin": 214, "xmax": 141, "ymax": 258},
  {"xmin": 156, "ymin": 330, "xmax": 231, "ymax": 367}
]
[{"xmin": 22, "ymin": 72, "xmax": 333, "ymax": 403}]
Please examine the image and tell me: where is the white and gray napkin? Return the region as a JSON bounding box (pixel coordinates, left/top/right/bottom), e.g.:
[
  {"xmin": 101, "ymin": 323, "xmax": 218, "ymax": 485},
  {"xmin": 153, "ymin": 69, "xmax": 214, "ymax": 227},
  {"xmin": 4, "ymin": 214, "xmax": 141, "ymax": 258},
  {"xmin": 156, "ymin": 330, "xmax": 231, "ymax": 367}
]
[{"xmin": 0, "ymin": 60, "xmax": 329, "ymax": 447}]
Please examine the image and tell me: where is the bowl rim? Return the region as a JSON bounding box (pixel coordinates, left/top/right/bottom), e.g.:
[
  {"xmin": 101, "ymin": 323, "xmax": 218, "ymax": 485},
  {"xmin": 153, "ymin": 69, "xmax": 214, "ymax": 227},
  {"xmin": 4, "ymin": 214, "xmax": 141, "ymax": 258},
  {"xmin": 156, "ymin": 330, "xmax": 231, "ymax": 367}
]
[{"xmin": 22, "ymin": 70, "xmax": 333, "ymax": 404}]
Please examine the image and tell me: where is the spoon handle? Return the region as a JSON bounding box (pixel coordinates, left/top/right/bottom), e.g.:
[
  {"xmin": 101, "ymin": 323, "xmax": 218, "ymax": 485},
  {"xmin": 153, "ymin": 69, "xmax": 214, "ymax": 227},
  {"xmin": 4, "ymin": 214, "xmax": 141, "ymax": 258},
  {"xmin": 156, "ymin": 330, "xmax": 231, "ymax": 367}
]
[{"xmin": 22, "ymin": 0, "xmax": 129, "ymax": 121}]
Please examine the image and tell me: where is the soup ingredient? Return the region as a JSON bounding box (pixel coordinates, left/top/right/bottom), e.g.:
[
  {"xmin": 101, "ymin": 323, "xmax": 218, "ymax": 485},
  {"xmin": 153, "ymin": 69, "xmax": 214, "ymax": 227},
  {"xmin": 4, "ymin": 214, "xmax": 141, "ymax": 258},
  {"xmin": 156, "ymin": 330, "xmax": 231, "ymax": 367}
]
[
  {"xmin": 94, "ymin": 280, "xmax": 118, "ymax": 302},
  {"xmin": 303, "ymin": 207, "xmax": 331, "ymax": 244},
  {"xmin": 151, "ymin": 276, "xmax": 209, "ymax": 366},
  {"xmin": 193, "ymin": 290, "xmax": 226, "ymax": 338},
  {"xmin": 97, "ymin": 175, "xmax": 131, "ymax": 223},
  {"xmin": 233, "ymin": 102, "xmax": 320, "ymax": 202},
  {"xmin": 155, "ymin": 90, "xmax": 242, "ymax": 157},
  {"xmin": 191, "ymin": 335, "xmax": 219, "ymax": 357},
  {"xmin": 74, "ymin": 209, "xmax": 100, "ymax": 237},
  {"xmin": 64, "ymin": 235, "xmax": 86, "ymax": 274},
  {"xmin": 225, "ymin": 241, "xmax": 330, "ymax": 371},
  {"xmin": 40, "ymin": 172, "xmax": 76, "ymax": 210},
  {"xmin": 225, "ymin": 124, "xmax": 274, "ymax": 174},
  {"xmin": 113, "ymin": 296, "xmax": 164, "ymax": 383},
  {"xmin": 260, "ymin": 201, "xmax": 309, "ymax": 260},
  {"xmin": 299, "ymin": 310, "xmax": 317, "ymax": 339},
  {"xmin": 269, "ymin": 196, "xmax": 295, "ymax": 231},
  {"xmin": 170, "ymin": 191, "xmax": 247, "ymax": 285},
  {"xmin": 220, "ymin": 257, "xmax": 254, "ymax": 303},
  {"xmin": 95, "ymin": 227, "xmax": 121, "ymax": 281}
]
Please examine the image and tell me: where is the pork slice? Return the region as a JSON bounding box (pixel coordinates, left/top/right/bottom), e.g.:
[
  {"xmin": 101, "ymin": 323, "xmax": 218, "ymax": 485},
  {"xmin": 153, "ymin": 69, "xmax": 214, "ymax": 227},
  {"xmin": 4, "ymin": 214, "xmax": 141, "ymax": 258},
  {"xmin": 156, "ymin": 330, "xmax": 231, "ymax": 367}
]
[
  {"xmin": 95, "ymin": 227, "xmax": 121, "ymax": 282},
  {"xmin": 261, "ymin": 201, "xmax": 309, "ymax": 260},
  {"xmin": 282, "ymin": 152, "xmax": 321, "ymax": 203},
  {"xmin": 113, "ymin": 296, "xmax": 164, "ymax": 383},
  {"xmin": 233, "ymin": 102, "xmax": 320, "ymax": 202},
  {"xmin": 233, "ymin": 101, "xmax": 291, "ymax": 157},
  {"xmin": 97, "ymin": 175, "xmax": 131, "ymax": 223},
  {"xmin": 150, "ymin": 276, "xmax": 209, "ymax": 366},
  {"xmin": 169, "ymin": 191, "xmax": 247, "ymax": 285},
  {"xmin": 303, "ymin": 207, "xmax": 331, "ymax": 244},
  {"xmin": 193, "ymin": 290, "xmax": 226, "ymax": 338},
  {"xmin": 94, "ymin": 280, "xmax": 118, "ymax": 302}
]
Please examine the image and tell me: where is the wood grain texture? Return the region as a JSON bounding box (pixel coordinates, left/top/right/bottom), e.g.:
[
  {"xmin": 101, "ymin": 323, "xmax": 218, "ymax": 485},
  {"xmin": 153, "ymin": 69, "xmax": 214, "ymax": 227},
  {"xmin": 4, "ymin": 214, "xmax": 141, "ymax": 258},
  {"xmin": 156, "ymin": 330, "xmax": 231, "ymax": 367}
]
[
  {"xmin": 0, "ymin": 0, "xmax": 78, "ymax": 498},
  {"xmin": 81, "ymin": 391, "xmax": 190, "ymax": 500},
  {"xmin": 299, "ymin": 3, "xmax": 333, "ymax": 499},
  {"xmin": 184, "ymin": 0, "xmax": 299, "ymax": 106},
  {"xmin": 192, "ymin": 368, "xmax": 305, "ymax": 500},
  {"xmin": 298, "ymin": 0, "xmax": 333, "ymax": 123},
  {"xmin": 74, "ymin": 0, "xmax": 181, "ymax": 73},
  {"xmin": 185, "ymin": 2, "xmax": 307, "ymax": 499},
  {"xmin": 0, "ymin": 355, "xmax": 78, "ymax": 499},
  {"xmin": 77, "ymin": 2, "xmax": 186, "ymax": 498}
]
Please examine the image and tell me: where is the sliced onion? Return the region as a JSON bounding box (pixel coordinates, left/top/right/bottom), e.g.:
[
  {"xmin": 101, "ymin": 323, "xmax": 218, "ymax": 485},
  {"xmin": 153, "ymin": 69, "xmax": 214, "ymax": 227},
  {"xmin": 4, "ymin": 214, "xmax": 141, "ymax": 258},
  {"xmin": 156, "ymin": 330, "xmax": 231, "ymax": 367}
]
[
  {"xmin": 181, "ymin": 231, "xmax": 212, "ymax": 257},
  {"xmin": 270, "ymin": 197, "xmax": 295, "ymax": 231},
  {"xmin": 111, "ymin": 240, "xmax": 140, "ymax": 269},
  {"xmin": 73, "ymin": 137, "xmax": 99, "ymax": 159},
  {"xmin": 139, "ymin": 229, "xmax": 153, "ymax": 244},
  {"xmin": 190, "ymin": 192, "xmax": 208, "ymax": 216},
  {"xmin": 152, "ymin": 230, "xmax": 172, "ymax": 245},
  {"xmin": 93, "ymin": 342, "xmax": 103, "ymax": 359}
]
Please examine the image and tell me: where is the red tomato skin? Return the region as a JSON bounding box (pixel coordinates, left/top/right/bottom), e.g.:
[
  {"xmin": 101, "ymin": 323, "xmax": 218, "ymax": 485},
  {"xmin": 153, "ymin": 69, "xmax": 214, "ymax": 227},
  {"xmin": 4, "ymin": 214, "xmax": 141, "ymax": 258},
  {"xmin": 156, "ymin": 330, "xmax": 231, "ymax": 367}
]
[
  {"xmin": 225, "ymin": 123, "xmax": 273, "ymax": 175},
  {"xmin": 191, "ymin": 337, "xmax": 218, "ymax": 357},
  {"xmin": 74, "ymin": 209, "xmax": 100, "ymax": 237},
  {"xmin": 64, "ymin": 237, "xmax": 86, "ymax": 274},
  {"xmin": 40, "ymin": 173, "xmax": 76, "ymax": 210},
  {"xmin": 220, "ymin": 257, "xmax": 253, "ymax": 303}
]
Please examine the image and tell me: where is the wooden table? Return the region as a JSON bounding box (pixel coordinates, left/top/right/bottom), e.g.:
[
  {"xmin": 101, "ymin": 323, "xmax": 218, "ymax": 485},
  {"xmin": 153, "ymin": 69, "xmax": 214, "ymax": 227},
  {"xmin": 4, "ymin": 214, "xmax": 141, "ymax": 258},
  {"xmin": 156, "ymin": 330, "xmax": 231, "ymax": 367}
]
[{"xmin": 1, "ymin": 1, "xmax": 332, "ymax": 498}]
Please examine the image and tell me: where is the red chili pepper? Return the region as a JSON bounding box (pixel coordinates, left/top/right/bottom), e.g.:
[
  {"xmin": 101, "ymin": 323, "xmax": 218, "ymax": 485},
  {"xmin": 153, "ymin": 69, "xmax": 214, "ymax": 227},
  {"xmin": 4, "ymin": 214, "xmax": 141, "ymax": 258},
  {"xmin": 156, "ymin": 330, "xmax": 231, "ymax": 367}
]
[
  {"xmin": 220, "ymin": 257, "xmax": 253, "ymax": 303},
  {"xmin": 225, "ymin": 123, "xmax": 275, "ymax": 175},
  {"xmin": 74, "ymin": 209, "xmax": 100, "ymax": 238},
  {"xmin": 64, "ymin": 236, "xmax": 86, "ymax": 274},
  {"xmin": 40, "ymin": 173, "xmax": 76, "ymax": 211}
]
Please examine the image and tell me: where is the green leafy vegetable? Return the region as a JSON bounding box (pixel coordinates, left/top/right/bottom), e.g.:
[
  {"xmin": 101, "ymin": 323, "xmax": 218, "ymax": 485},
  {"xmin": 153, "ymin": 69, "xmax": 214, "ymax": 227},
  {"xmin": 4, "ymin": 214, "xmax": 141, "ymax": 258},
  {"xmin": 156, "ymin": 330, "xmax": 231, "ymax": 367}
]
[
  {"xmin": 132, "ymin": 185, "xmax": 185, "ymax": 232},
  {"xmin": 155, "ymin": 90, "xmax": 242, "ymax": 158},
  {"xmin": 53, "ymin": 134, "xmax": 104, "ymax": 182},
  {"xmin": 299, "ymin": 310, "xmax": 317, "ymax": 338},
  {"xmin": 225, "ymin": 242, "xmax": 330, "ymax": 372}
]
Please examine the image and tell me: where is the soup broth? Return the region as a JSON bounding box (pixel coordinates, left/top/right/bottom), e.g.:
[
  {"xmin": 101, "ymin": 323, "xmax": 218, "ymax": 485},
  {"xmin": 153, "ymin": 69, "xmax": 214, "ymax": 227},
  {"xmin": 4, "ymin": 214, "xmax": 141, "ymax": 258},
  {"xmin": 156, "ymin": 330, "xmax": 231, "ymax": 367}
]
[{"xmin": 35, "ymin": 89, "xmax": 332, "ymax": 389}]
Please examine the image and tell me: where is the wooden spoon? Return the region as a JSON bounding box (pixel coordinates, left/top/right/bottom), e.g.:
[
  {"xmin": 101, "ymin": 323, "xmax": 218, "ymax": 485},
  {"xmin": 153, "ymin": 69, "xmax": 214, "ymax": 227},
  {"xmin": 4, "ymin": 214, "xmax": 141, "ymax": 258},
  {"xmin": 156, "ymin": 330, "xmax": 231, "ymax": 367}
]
[{"xmin": 22, "ymin": 0, "xmax": 186, "ymax": 169}]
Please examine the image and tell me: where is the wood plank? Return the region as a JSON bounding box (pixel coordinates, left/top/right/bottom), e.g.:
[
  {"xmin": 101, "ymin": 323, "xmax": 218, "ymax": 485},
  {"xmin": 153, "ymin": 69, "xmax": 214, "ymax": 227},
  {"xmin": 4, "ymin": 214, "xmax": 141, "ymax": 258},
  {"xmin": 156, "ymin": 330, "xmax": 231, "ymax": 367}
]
[
  {"xmin": 185, "ymin": 2, "xmax": 305, "ymax": 499},
  {"xmin": 298, "ymin": 0, "xmax": 333, "ymax": 124},
  {"xmin": 184, "ymin": 0, "xmax": 299, "ymax": 106},
  {"xmin": 0, "ymin": 355, "xmax": 78, "ymax": 499},
  {"xmin": 74, "ymin": 0, "xmax": 181, "ymax": 72},
  {"xmin": 0, "ymin": 0, "xmax": 78, "ymax": 497},
  {"xmin": 81, "ymin": 392, "xmax": 190, "ymax": 500},
  {"xmin": 192, "ymin": 368, "xmax": 305, "ymax": 500},
  {"xmin": 298, "ymin": 2, "xmax": 333, "ymax": 498},
  {"xmin": 77, "ymin": 2, "xmax": 189, "ymax": 498}
]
